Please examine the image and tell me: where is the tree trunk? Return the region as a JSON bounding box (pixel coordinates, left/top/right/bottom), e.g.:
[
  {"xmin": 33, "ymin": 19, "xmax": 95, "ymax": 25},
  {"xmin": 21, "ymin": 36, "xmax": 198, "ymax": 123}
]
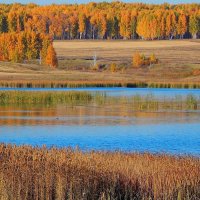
[
  {"xmin": 93, "ymin": 28, "xmax": 95, "ymax": 40},
  {"xmin": 39, "ymin": 51, "xmax": 42, "ymax": 65},
  {"xmin": 193, "ymin": 33, "xmax": 197, "ymax": 39}
]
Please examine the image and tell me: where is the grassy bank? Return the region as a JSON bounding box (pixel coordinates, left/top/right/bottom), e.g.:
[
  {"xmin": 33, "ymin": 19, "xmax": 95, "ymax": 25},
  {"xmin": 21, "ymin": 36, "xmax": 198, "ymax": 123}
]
[{"xmin": 0, "ymin": 144, "xmax": 199, "ymax": 200}]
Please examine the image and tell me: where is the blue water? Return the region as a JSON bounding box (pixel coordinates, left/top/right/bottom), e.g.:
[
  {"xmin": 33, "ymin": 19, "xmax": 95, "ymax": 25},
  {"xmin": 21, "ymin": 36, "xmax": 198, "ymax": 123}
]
[
  {"xmin": 1, "ymin": 87, "xmax": 200, "ymax": 98},
  {"xmin": 0, "ymin": 87, "xmax": 200, "ymax": 156},
  {"xmin": 0, "ymin": 123, "xmax": 199, "ymax": 155}
]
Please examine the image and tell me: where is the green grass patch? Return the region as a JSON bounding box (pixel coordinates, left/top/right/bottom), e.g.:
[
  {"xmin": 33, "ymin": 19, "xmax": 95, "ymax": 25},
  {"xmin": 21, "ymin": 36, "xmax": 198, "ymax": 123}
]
[{"xmin": 0, "ymin": 91, "xmax": 199, "ymax": 111}]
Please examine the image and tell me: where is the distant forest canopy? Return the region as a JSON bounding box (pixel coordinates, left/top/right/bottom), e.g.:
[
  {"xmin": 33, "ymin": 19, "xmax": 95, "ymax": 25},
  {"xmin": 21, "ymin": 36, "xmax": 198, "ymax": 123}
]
[{"xmin": 0, "ymin": 2, "xmax": 200, "ymax": 40}]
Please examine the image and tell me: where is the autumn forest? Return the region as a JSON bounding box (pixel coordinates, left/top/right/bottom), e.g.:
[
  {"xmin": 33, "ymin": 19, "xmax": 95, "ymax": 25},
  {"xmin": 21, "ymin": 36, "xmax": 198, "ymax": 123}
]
[{"xmin": 0, "ymin": 2, "xmax": 199, "ymax": 41}]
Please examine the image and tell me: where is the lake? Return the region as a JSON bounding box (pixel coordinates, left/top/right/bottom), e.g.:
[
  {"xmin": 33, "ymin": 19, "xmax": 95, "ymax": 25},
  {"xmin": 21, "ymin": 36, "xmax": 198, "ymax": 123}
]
[{"xmin": 0, "ymin": 87, "xmax": 200, "ymax": 155}]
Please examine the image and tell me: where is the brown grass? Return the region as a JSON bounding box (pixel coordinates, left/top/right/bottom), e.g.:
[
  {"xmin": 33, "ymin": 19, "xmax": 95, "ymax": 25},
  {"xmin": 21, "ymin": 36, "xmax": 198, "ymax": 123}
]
[
  {"xmin": 54, "ymin": 40, "xmax": 200, "ymax": 65},
  {"xmin": 0, "ymin": 144, "xmax": 199, "ymax": 200}
]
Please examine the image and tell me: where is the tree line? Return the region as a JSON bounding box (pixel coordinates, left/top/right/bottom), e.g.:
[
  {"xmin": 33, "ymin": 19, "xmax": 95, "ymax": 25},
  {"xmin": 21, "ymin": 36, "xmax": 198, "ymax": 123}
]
[
  {"xmin": 0, "ymin": 2, "xmax": 199, "ymax": 40},
  {"xmin": 0, "ymin": 32, "xmax": 58, "ymax": 67}
]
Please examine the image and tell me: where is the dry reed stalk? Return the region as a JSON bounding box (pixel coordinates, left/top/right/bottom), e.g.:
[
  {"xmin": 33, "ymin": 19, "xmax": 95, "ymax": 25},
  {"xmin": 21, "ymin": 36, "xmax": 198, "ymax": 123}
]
[{"xmin": 0, "ymin": 144, "xmax": 199, "ymax": 200}]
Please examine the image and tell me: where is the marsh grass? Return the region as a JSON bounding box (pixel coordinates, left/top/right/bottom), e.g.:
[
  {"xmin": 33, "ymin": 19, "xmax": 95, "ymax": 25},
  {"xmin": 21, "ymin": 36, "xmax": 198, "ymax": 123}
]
[
  {"xmin": 0, "ymin": 91, "xmax": 93, "ymax": 106},
  {"xmin": 130, "ymin": 94, "xmax": 199, "ymax": 111},
  {"xmin": 93, "ymin": 93, "xmax": 200, "ymax": 111},
  {"xmin": 0, "ymin": 144, "xmax": 199, "ymax": 200},
  {"xmin": 0, "ymin": 91, "xmax": 199, "ymax": 111}
]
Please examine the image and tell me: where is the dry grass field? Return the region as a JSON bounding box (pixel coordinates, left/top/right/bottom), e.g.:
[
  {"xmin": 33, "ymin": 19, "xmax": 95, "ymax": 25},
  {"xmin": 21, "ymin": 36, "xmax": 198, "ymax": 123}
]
[
  {"xmin": 54, "ymin": 40, "xmax": 200, "ymax": 65},
  {"xmin": 0, "ymin": 40, "xmax": 200, "ymax": 87}
]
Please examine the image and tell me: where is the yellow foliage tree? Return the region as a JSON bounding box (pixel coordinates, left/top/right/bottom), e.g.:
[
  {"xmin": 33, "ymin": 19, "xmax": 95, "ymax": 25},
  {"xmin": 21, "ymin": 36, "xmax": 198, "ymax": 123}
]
[
  {"xmin": 177, "ymin": 14, "xmax": 187, "ymax": 39},
  {"xmin": 150, "ymin": 53, "xmax": 157, "ymax": 64},
  {"xmin": 110, "ymin": 63, "xmax": 117, "ymax": 72},
  {"xmin": 133, "ymin": 52, "xmax": 143, "ymax": 68},
  {"xmin": 45, "ymin": 44, "xmax": 58, "ymax": 68}
]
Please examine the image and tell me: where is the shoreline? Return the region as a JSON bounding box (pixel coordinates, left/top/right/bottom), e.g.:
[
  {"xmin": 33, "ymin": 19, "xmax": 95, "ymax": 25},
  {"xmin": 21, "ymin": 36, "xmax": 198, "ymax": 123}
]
[{"xmin": 1, "ymin": 80, "xmax": 200, "ymax": 89}]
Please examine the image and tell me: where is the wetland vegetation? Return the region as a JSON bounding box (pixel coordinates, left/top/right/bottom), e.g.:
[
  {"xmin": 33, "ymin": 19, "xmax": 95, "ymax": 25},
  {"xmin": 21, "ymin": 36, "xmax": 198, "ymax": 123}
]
[
  {"xmin": 0, "ymin": 90, "xmax": 199, "ymax": 111},
  {"xmin": 0, "ymin": 144, "xmax": 199, "ymax": 200}
]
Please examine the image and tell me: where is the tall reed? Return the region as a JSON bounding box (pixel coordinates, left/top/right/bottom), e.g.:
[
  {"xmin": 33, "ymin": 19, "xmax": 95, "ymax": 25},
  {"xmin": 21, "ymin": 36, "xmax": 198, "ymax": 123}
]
[
  {"xmin": 0, "ymin": 91, "xmax": 199, "ymax": 111},
  {"xmin": 0, "ymin": 91, "xmax": 93, "ymax": 105},
  {"xmin": 0, "ymin": 144, "xmax": 199, "ymax": 200}
]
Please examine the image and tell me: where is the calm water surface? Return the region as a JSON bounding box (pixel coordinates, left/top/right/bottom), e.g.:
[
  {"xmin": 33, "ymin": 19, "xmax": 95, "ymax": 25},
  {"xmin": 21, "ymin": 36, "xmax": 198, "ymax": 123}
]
[
  {"xmin": 1, "ymin": 87, "xmax": 200, "ymax": 97},
  {"xmin": 0, "ymin": 87, "xmax": 200, "ymax": 155}
]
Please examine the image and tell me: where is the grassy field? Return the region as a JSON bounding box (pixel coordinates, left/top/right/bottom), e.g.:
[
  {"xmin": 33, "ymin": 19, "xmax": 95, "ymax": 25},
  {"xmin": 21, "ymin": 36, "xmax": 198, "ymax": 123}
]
[
  {"xmin": 0, "ymin": 40, "xmax": 200, "ymax": 88},
  {"xmin": 0, "ymin": 144, "xmax": 199, "ymax": 200}
]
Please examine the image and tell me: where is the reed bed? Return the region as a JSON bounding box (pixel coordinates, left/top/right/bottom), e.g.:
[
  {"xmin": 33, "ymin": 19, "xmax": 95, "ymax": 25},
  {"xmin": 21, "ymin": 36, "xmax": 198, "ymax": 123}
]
[
  {"xmin": 130, "ymin": 94, "xmax": 200, "ymax": 110},
  {"xmin": 0, "ymin": 91, "xmax": 93, "ymax": 105},
  {"xmin": 0, "ymin": 80, "xmax": 200, "ymax": 89},
  {"xmin": 0, "ymin": 91, "xmax": 199, "ymax": 111},
  {"xmin": 0, "ymin": 144, "xmax": 199, "ymax": 200}
]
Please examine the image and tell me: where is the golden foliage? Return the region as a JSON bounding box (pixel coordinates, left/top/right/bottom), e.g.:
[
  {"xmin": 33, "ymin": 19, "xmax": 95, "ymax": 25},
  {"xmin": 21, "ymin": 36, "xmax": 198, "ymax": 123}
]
[
  {"xmin": 110, "ymin": 63, "xmax": 117, "ymax": 72},
  {"xmin": 133, "ymin": 52, "xmax": 158, "ymax": 68},
  {"xmin": 0, "ymin": 3, "xmax": 199, "ymax": 40},
  {"xmin": 45, "ymin": 44, "xmax": 58, "ymax": 68},
  {"xmin": 150, "ymin": 53, "xmax": 158, "ymax": 64},
  {"xmin": 0, "ymin": 32, "xmax": 57, "ymax": 67},
  {"xmin": 133, "ymin": 52, "xmax": 143, "ymax": 68}
]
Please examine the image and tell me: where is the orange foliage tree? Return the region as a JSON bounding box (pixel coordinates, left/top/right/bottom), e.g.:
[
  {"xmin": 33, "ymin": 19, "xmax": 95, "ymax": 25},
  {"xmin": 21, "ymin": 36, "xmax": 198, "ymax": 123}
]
[
  {"xmin": 120, "ymin": 11, "xmax": 131, "ymax": 39},
  {"xmin": 45, "ymin": 44, "xmax": 58, "ymax": 68},
  {"xmin": 133, "ymin": 52, "xmax": 143, "ymax": 68},
  {"xmin": 0, "ymin": 31, "xmax": 57, "ymax": 67},
  {"xmin": 133, "ymin": 52, "xmax": 158, "ymax": 68},
  {"xmin": 177, "ymin": 14, "xmax": 187, "ymax": 39}
]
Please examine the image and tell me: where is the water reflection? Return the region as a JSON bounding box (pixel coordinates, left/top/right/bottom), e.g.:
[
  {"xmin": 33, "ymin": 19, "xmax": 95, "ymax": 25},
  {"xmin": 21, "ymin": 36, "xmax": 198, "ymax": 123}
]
[{"xmin": 0, "ymin": 105, "xmax": 200, "ymax": 126}]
